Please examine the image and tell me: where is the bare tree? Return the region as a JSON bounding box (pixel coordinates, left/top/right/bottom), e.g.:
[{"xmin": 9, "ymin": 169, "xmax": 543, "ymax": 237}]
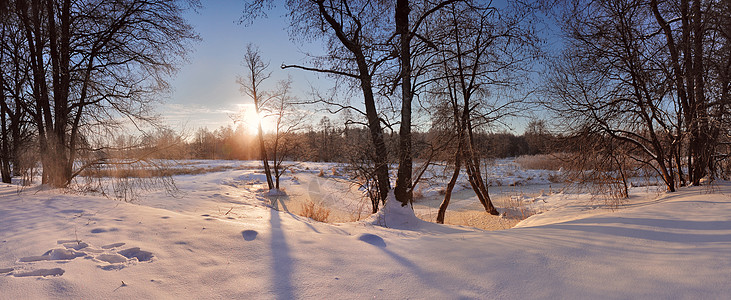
[
  {"xmin": 392, "ymin": 0, "xmax": 464, "ymax": 206},
  {"xmin": 524, "ymin": 120, "xmax": 551, "ymax": 155},
  {"xmin": 428, "ymin": 1, "xmax": 538, "ymax": 222},
  {"xmin": 0, "ymin": 12, "xmax": 15, "ymax": 183},
  {"xmin": 264, "ymin": 77, "xmax": 307, "ymax": 190},
  {"xmin": 243, "ymin": 0, "xmax": 537, "ymax": 214},
  {"xmin": 650, "ymin": 0, "xmax": 702, "ymax": 185},
  {"xmin": 237, "ymin": 43, "xmax": 275, "ymax": 190},
  {"xmin": 277, "ymin": 0, "xmax": 394, "ymax": 210},
  {"xmin": 546, "ymin": 0, "xmax": 731, "ymax": 191},
  {"xmin": 561, "ymin": 126, "xmax": 633, "ymax": 202},
  {"xmin": 9, "ymin": 0, "xmax": 198, "ymax": 187},
  {"xmin": 1, "ymin": 3, "xmax": 36, "ymax": 184},
  {"xmin": 708, "ymin": 0, "xmax": 731, "ymax": 178},
  {"xmin": 546, "ymin": 0, "xmax": 677, "ymax": 191}
]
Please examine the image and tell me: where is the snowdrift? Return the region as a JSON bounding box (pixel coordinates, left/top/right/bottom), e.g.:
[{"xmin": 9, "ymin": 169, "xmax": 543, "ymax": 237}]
[{"xmin": 1, "ymin": 176, "xmax": 730, "ymax": 299}]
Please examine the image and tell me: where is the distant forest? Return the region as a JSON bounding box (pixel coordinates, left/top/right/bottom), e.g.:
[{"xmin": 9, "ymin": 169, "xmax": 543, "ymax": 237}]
[{"xmin": 123, "ymin": 118, "xmax": 556, "ymax": 163}]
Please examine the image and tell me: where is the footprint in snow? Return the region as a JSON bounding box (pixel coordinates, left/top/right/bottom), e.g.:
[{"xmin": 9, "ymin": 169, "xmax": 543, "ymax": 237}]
[
  {"xmin": 96, "ymin": 246, "xmax": 154, "ymax": 270},
  {"xmin": 57, "ymin": 239, "xmax": 81, "ymax": 244},
  {"xmin": 358, "ymin": 234, "xmax": 386, "ymax": 248},
  {"xmin": 62, "ymin": 241, "xmax": 90, "ymax": 250},
  {"xmin": 96, "ymin": 253, "xmax": 128, "ymax": 264},
  {"xmin": 13, "ymin": 240, "xmax": 153, "ymax": 275},
  {"xmin": 91, "ymin": 228, "xmax": 118, "ymax": 234},
  {"xmin": 101, "ymin": 242, "xmax": 126, "ymax": 249},
  {"xmin": 19, "ymin": 248, "xmax": 86, "ymax": 262},
  {"xmin": 118, "ymin": 247, "xmax": 154, "ymax": 262},
  {"xmin": 13, "ymin": 268, "xmax": 65, "ymax": 277},
  {"xmin": 241, "ymin": 230, "xmax": 258, "ymax": 241},
  {"xmin": 100, "ymin": 264, "xmax": 126, "ymax": 271}
]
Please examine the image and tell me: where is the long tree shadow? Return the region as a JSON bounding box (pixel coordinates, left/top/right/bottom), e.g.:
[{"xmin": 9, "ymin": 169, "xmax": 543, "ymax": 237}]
[
  {"xmin": 269, "ymin": 193, "xmax": 324, "ymax": 234},
  {"xmin": 269, "ymin": 195, "xmax": 290, "ymax": 212},
  {"xmin": 546, "ymin": 223, "xmax": 731, "ymax": 244},
  {"xmin": 566, "ymin": 217, "xmax": 731, "ymax": 231},
  {"xmin": 361, "ymin": 234, "xmax": 481, "ymax": 295},
  {"xmin": 269, "ymin": 206, "xmax": 295, "ymax": 299}
]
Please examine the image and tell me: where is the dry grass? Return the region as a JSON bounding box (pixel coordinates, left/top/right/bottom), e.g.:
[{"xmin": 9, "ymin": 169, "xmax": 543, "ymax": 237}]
[
  {"xmin": 515, "ymin": 154, "xmax": 568, "ymax": 170},
  {"xmin": 81, "ymin": 165, "xmax": 234, "ymax": 178},
  {"xmin": 547, "ymin": 173, "xmax": 565, "ymax": 183},
  {"xmin": 588, "ymin": 176, "xmax": 630, "ymax": 210},
  {"xmin": 413, "ymin": 187, "xmax": 425, "ymax": 200},
  {"xmin": 415, "ymin": 210, "xmax": 522, "ymax": 231},
  {"xmin": 499, "ymin": 196, "xmax": 532, "ymax": 220},
  {"xmin": 300, "ymin": 200, "xmax": 331, "ymax": 222}
]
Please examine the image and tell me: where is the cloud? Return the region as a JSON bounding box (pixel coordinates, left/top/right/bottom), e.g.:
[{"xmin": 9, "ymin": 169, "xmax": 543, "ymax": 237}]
[{"xmin": 159, "ymin": 103, "xmax": 239, "ymax": 130}]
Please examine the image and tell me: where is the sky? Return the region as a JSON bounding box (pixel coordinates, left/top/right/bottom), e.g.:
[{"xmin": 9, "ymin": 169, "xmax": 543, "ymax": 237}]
[
  {"xmin": 163, "ymin": 0, "xmax": 322, "ymax": 133},
  {"xmin": 161, "ymin": 1, "xmax": 553, "ymax": 135}
]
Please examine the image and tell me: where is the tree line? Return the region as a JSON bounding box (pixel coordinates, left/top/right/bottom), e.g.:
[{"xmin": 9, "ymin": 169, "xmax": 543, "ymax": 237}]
[{"xmin": 128, "ymin": 118, "xmax": 555, "ymax": 163}]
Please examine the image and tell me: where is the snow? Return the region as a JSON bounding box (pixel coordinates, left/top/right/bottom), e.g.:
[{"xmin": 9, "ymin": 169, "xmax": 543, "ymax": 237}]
[
  {"xmin": 362, "ymin": 192, "xmax": 440, "ymax": 232},
  {"xmin": 1, "ymin": 162, "xmax": 731, "ymax": 298}
]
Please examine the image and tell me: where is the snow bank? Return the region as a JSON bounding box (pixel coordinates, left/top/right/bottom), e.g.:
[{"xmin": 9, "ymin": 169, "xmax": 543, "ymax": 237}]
[
  {"xmin": 1, "ymin": 173, "xmax": 730, "ymax": 299},
  {"xmin": 362, "ymin": 192, "xmax": 424, "ymax": 230}
]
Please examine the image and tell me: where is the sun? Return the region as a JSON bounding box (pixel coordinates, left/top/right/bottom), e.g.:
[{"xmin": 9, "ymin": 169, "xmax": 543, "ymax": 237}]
[
  {"xmin": 241, "ymin": 107, "xmax": 262, "ymax": 135},
  {"xmin": 237, "ymin": 104, "xmax": 273, "ymax": 136}
]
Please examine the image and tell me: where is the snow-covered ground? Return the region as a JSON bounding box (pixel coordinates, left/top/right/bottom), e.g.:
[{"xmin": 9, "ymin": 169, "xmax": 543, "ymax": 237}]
[{"xmin": 1, "ymin": 161, "xmax": 730, "ymax": 298}]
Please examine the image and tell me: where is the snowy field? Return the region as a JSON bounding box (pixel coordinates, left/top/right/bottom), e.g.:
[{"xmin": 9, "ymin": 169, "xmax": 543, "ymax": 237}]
[{"xmin": 1, "ymin": 160, "xmax": 730, "ymax": 298}]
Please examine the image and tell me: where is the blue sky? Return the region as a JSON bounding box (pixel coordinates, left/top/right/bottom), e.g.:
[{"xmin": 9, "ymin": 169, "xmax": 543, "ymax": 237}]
[
  {"xmin": 162, "ymin": 1, "xmax": 554, "ymax": 134},
  {"xmin": 163, "ymin": 0, "xmax": 321, "ymax": 132}
]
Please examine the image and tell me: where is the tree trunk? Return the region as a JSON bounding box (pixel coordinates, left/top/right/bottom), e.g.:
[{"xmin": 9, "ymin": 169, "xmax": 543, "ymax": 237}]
[
  {"xmin": 273, "ymin": 139, "xmax": 281, "ymax": 190},
  {"xmin": 462, "ymin": 153, "xmax": 499, "ymax": 215},
  {"xmin": 690, "ymin": 0, "xmax": 709, "ymax": 185},
  {"xmin": 463, "ymin": 119, "xmax": 499, "ymax": 215},
  {"xmin": 0, "ymin": 26, "xmax": 9, "ymax": 183},
  {"xmin": 394, "ymin": 0, "xmax": 413, "ymax": 207},
  {"xmin": 275, "ymin": 171, "xmax": 280, "ymax": 190},
  {"xmin": 257, "ymin": 121, "xmax": 274, "ymax": 190},
  {"xmin": 437, "ymin": 140, "xmax": 462, "ymax": 224},
  {"xmin": 0, "ymin": 101, "xmax": 11, "ymax": 183},
  {"xmin": 308, "ymin": 0, "xmax": 391, "ymax": 209},
  {"xmin": 358, "ymin": 71, "xmax": 390, "ymax": 208}
]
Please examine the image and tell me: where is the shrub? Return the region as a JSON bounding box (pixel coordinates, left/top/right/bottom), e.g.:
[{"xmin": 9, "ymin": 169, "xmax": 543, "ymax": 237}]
[
  {"xmin": 300, "ymin": 200, "xmax": 330, "ymax": 222},
  {"xmin": 547, "ymin": 173, "xmax": 565, "ymax": 183},
  {"xmin": 413, "ymin": 187, "xmax": 424, "ymax": 200},
  {"xmin": 515, "ymin": 154, "xmax": 567, "ymax": 170}
]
